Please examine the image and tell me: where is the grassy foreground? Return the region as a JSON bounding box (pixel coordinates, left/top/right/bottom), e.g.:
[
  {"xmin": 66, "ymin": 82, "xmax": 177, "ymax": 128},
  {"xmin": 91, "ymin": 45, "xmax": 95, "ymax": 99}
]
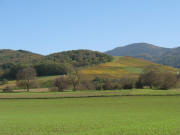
[
  {"xmin": 1, "ymin": 89, "xmax": 180, "ymax": 99},
  {"xmin": 0, "ymin": 96, "xmax": 180, "ymax": 135}
]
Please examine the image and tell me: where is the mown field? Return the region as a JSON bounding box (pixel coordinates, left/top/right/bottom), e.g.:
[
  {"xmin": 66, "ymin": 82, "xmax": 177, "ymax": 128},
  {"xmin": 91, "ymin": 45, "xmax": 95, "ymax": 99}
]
[
  {"xmin": 0, "ymin": 96, "xmax": 180, "ymax": 135},
  {"xmin": 1, "ymin": 89, "xmax": 180, "ymax": 99}
]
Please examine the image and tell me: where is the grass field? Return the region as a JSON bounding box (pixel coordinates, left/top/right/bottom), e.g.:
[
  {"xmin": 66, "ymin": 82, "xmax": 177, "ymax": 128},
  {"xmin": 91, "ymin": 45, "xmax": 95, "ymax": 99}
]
[
  {"xmin": 0, "ymin": 96, "xmax": 180, "ymax": 135},
  {"xmin": 1, "ymin": 89, "xmax": 180, "ymax": 99}
]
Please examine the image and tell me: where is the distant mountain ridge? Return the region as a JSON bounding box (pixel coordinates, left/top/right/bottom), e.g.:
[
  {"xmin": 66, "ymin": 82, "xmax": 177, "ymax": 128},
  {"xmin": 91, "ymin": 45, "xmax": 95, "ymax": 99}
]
[{"xmin": 106, "ymin": 43, "xmax": 180, "ymax": 68}]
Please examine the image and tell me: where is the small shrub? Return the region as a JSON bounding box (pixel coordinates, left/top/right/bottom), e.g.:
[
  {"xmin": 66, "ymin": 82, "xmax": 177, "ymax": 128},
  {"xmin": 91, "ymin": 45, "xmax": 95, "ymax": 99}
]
[
  {"xmin": 0, "ymin": 79, "xmax": 8, "ymax": 85},
  {"xmin": 93, "ymin": 77, "xmax": 106, "ymax": 90},
  {"xmin": 103, "ymin": 80, "xmax": 113, "ymax": 90},
  {"xmin": 48, "ymin": 87, "xmax": 58, "ymax": 92},
  {"xmin": 80, "ymin": 80, "xmax": 95, "ymax": 90},
  {"xmin": 158, "ymin": 72, "xmax": 177, "ymax": 90},
  {"xmin": 54, "ymin": 76, "xmax": 69, "ymax": 92},
  {"xmin": 2, "ymin": 86, "xmax": 12, "ymax": 93},
  {"xmin": 139, "ymin": 66, "xmax": 177, "ymax": 90},
  {"xmin": 135, "ymin": 78, "xmax": 143, "ymax": 89},
  {"xmin": 119, "ymin": 78, "xmax": 136, "ymax": 89},
  {"xmin": 16, "ymin": 80, "xmax": 39, "ymax": 89}
]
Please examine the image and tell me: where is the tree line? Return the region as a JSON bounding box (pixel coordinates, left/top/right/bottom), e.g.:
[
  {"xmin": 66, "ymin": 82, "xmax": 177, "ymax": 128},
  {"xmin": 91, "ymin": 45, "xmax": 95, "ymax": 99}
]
[
  {"xmin": 2, "ymin": 65, "xmax": 180, "ymax": 92},
  {"xmin": 7, "ymin": 65, "xmax": 82, "ymax": 92},
  {"xmin": 92, "ymin": 65, "xmax": 180, "ymax": 90}
]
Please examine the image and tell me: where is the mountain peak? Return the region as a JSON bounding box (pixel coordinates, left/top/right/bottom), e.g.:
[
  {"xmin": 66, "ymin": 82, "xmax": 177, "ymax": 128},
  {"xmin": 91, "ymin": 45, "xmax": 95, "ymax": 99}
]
[
  {"xmin": 106, "ymin": 43, "xmax": 180, "ymax": 68},
  {"xmin": 121, "ymin": 43, "xmax": 162, "ymax": 49}
]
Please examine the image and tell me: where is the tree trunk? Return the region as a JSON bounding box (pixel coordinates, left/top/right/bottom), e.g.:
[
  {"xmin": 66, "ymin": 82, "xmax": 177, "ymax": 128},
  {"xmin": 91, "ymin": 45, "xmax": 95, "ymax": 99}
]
[
  {"xmin": 73, "ymin": 83, "xmax": 76, "ymax": 91},
  {"xmin": 26, "ymin": 80, "xmax": 30, "ymax": 92}
]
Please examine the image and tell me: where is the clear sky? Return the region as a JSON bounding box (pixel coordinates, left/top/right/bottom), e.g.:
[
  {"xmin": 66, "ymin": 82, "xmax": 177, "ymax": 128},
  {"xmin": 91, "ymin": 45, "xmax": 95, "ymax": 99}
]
[{"xmin": 0, "ymin": 0, "xmax": 180, "ymax": 55}]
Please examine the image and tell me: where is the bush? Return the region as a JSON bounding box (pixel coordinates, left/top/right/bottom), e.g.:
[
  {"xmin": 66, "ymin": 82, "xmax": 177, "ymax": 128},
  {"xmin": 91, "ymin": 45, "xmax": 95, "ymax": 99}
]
[
  {"xmin": 2, "ymin": 86, "xmax": 12, "ymax": 92},
  {"xmin": 0, "ymin": 79, "xmax": 8, "ymax": 85},
  {"xmin": 80, "ymin": 80, "xmax": 95, "ymax": 90},
  {"xmin": 103, "ymin": 79, "xmax": 113, "ymax": 90},
  {"xmin": 135, "ymin": 78, "xmax": 143, "ymax": 89},
  {"xmin": 54, "ymin": 76, "xmax": 69, "ymax": 92},
  {"xmin": 93, "ymin": 77, "xmax": 136, "ymax": 90},
  {"xmin": 16, "ymin": 80, "xmax": 39, "ymax": 90},
  {"xmin": 93, "ymin": 77, "xmax": 106, "ymax": 90},
  {"xmin": 157, "ymin": 72, "xmax": 177, "ymax": 90},
  {"xmin": 139, "ymin": 66, "xmax": 177, "ymax": 90},
  {"xmin": 48, "ymin": 87, "xmax": 58, "ymax": 92},
  {"xmin": 119, "ymin": 78, "xmax": 136, "ymax": 89}
]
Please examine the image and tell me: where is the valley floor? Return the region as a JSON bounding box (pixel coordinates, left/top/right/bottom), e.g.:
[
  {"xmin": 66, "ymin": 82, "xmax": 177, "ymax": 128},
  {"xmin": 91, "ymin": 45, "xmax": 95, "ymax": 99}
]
[{"xmin": 0, "ymin": 96, "xmax": 180, "ymax": 135}]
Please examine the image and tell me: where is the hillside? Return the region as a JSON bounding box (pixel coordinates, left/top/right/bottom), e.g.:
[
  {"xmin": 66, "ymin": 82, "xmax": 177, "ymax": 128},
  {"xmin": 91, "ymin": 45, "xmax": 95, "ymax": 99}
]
[
  {"xmin": 106, "ymin": 43, "xmax": 180, "ymax": 68},
  {"xmin": 0, "ymin": 49, "xmax": 43, "ymax": 65},
  {"xmin": 0, "ymin": 49, "xmax": 113, "ymax": 79},
  {"xmin": 0, "ymin": 49, "xmax": 112, "ymax": 67},
  {"xmin": 46, "ymin": 50, "xmax": 113, "ymax": 67},
  {"xmin": 0, "ymin": 56, "xmax": 178, "ymax": 90},
  {"xmin": 80, "ymin": 56, "xmax": 178, "ymax": 79}
]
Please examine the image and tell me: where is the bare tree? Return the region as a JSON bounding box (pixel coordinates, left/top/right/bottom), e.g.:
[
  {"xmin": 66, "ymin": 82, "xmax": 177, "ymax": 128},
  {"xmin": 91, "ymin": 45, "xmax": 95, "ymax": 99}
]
[
  {"xmin": 54, "ymin": 76, "xmax": 68, "ymax": 92},
  {"xmin": 16, "ymin": 67, "xmax": 37, "ymax": 92},
  {"xmin": 67, "ymin": 66, "xmax": 81, "ymax": 91}
]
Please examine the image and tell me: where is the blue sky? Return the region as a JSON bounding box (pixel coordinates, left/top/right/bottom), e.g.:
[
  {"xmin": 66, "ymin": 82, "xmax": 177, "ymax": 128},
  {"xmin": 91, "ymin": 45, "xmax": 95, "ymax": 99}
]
[{"xmin": 0, "ymin": 0, "xmax": 180, "ymax": 54}]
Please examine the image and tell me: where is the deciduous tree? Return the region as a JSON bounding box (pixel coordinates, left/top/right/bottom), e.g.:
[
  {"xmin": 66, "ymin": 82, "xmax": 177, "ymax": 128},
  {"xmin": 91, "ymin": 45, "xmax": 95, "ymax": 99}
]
[{"xmin": 16, "ymin": 67, "xmax": 37, "ymax": 92}]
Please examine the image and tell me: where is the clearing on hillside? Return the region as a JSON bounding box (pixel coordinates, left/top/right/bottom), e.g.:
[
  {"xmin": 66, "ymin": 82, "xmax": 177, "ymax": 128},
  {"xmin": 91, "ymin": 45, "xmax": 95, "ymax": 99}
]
[{"xmin": 80, "ymin": 56, "xmax": 178, "ymax": 79}]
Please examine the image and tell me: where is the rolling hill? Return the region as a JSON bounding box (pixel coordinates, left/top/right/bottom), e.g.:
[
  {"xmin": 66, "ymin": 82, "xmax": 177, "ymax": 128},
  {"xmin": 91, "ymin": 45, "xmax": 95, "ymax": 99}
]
[
  {"xmin": 80, "ymin": 56, "xmax": 178, "ymax": 79},
  {"xmin": 0, "ymin": 49, "xmax": 113, "ymax": 79},
  {"xmin": 0, "ymin": 49, "xmax": 43, "ymax": 65},
  {"xmin": 46, "ymin": 50, "xmax": 113, "ymax": 67},
  {"xmin": 0, "ymin": 48, "xmax": 178, "ymax": 81},
  {"xmin": 1, "ymin": 56, "xmax": 177, "ymax": 90},
  {"xmin": 0, "ymin": 49, "xmax": 112, "ymax": 67},
  {"xmin": 106, "ymin": 43, "xmax": 180, "ymax": 68}
]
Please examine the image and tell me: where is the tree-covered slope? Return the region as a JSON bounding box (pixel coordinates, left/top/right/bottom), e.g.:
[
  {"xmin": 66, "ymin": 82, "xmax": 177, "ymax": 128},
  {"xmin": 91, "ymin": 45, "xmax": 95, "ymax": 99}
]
[
  {"xmin": 0, "ymin": 49, "xmax": 113, "ymax": 79},
  {"xmin": 46, "ymin": 50, "xmax": 113, "ymax": 67},
  {"xmin": 0, "ymin": 49, "xmax": 43, "ymax": 65}
]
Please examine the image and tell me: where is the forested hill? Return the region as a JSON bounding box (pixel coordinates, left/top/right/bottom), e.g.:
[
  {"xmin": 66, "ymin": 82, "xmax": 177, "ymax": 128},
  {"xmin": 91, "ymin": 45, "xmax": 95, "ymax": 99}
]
[
  {"xmin": 0, "ymin": 49, "xmax": 113, "ymax": 79},
  {"xmin": 106, "ymin": 43, "xmax": 180, "ymax": 68},
  {"xmin": 0, "ymin": 49, "xmax": 43, "ymax": 65},
  {"xmin": 46, "ymin": 50, "xmax": 113, "ymax": 67},
  {"xmin": 0, "ymin": 49, "xmax": 112, "ymax": 66}
]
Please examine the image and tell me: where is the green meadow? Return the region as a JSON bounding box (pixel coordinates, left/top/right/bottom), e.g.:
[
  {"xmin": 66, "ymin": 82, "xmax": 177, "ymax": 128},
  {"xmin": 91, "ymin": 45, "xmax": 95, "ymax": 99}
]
[{"xmin": 0, "ymin": 96, "xmax": 180, "ymax": 135}]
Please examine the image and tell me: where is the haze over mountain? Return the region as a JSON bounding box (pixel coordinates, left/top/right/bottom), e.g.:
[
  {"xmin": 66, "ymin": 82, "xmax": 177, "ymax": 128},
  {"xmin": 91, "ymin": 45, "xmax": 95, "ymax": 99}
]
[{"xmin": 106, "ymin": 43, "xmax": 180, "ymax": 68}]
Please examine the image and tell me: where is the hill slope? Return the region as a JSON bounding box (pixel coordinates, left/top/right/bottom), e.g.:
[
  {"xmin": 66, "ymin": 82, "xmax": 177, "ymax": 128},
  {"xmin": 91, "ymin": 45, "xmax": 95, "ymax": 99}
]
[
  {"xmin": 0, "ymin": 49, "xmax": 113, "ymax": 79},
  {"xmin": 46, "ymin": 50, "xmax": 113, "ymax": 67},
  {"xmin": 106, "ymin": 43, "xmax": 180, "ymax": 68},
  {"xmin": 0, "ymin": 49, "xmax": 43, "ymax": 65},
  {"xmin": 80, "ymin": 56, "xmax": 178, "ymax": 79},
  {"xmin": 0, "ymin": 49, "xmax": 112, "ymax": 67}
]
